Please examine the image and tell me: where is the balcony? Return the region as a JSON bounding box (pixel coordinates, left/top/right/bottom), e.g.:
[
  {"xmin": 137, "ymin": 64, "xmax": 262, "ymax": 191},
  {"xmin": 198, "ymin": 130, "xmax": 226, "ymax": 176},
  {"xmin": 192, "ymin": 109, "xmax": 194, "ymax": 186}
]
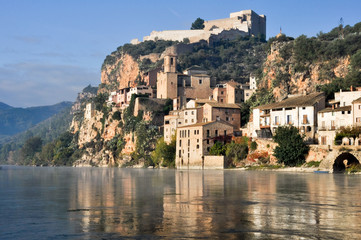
[{"xmin": 260, "ymin": 124, "xmax": 270, "ymax": 129}]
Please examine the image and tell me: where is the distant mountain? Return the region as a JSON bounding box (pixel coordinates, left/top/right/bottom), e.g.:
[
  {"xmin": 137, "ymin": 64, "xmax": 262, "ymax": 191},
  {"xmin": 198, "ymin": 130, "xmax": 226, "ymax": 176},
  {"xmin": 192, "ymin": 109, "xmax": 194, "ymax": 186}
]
[
  {"xmin": 0, "ymin": 101, "xmax": 73, "ymax": 138},
  {"xmin": 0, "ymin": 102, "xmax": 13, "ymax": 111}
]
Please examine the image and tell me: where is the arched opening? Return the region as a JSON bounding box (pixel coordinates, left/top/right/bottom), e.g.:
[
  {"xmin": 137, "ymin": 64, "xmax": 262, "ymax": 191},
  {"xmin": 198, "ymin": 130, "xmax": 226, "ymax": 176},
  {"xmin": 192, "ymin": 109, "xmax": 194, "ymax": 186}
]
[{"xmin": 333, "ymin": 152, "xmax": 360, "ymax": 172}]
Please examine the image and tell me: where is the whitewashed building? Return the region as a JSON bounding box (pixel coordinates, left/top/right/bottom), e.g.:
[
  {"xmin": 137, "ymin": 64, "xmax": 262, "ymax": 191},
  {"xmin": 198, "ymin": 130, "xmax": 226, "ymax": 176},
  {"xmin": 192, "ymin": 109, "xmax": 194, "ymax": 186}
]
[{"xmin": 252, "ymin": 92, "xmax": 325, "ymax": 142}]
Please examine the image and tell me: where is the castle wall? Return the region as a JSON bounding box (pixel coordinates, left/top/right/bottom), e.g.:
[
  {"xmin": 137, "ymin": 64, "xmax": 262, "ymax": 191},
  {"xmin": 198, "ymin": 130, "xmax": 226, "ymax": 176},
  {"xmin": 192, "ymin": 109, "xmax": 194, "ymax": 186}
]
[{"xmin": 144, "ymin": 30, "xmax": 208, "ymax": 42}]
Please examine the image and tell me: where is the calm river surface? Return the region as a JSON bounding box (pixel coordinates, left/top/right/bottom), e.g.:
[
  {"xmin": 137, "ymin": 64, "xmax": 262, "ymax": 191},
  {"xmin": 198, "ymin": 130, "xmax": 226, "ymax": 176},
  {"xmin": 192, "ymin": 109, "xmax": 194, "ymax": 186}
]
[{"xmin": 1, "ymin": 166, "xmax": 361, "ymax": 239}]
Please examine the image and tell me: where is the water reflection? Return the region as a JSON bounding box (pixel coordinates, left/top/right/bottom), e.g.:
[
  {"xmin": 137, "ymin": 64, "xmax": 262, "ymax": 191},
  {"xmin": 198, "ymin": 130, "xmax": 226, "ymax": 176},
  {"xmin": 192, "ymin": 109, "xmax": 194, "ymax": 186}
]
[{"xmin": 2, "ymin": 167, "xmax": 361, "ymax": 239}]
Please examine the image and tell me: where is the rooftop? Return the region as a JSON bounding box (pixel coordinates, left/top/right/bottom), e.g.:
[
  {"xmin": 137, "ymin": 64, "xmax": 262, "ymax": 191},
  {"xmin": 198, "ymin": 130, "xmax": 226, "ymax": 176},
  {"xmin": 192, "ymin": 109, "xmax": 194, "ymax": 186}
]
[
  {"xmin": 352, "ymin": 97, "xmax": 361, "ymax": 103},
  {"xmin": 257, "ymin": 92, "xmax": 325, "ymax": 110},
  {"xmin": 318, "ymin": 105, "xmax": 351, "ymax": 113},
  {"xmin": 178, "ymin": 120, "xmax": 234, "ymax": 129},
  {"xmin": 205, "ymin": 102, "xmax": 241, "ymax": 109}
]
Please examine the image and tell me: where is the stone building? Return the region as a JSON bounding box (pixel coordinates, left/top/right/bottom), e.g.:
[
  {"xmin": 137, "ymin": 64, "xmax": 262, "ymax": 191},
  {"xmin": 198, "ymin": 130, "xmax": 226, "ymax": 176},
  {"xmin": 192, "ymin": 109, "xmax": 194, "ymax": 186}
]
[
  {"xmin": 175, "ymin": 120, "xmax": 234, "ymax": 169},
  {"xmin": 84, "ymin": 103, "xmax": 95, "ymax": 120},
  {"xmin": 212, "ymin": 80, "xmax": 255, "ymax": 104},
  {"xmin": 139, "ymin": 10, "xmax": 266, "ymax": 44},
  {"xmin": 157, "ymin": 55, "xmax": 213, "ymax": 108},
  {"xmin": 202, "ymin": 102, "xmax": 241, "ymax": 129},
  {"xmin": 252, "ymin": 92, "xmax": 326, "ymax": 142}
]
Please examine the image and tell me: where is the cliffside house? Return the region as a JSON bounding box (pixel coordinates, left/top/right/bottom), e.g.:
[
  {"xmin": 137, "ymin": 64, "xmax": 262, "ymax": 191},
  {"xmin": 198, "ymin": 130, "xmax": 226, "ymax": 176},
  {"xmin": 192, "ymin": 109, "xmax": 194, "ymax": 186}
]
[
  {"xmin": 127, "ymin": 85, "xmax": 153, "ymax": 103},
  {"xmin": 175, "ymin": 120, "xmax": 234, "ymax": 169},
  {"xmin": 318, "ymin": 106, "xmax": 352, "ymax": 146},
  {"xmin": 317, "ymin": 88, "xmax": 361, "ymax": 146},
  {"xmin": 252, "ymin": 92, "xmax": 326, "ymax": 142},
  {"xmin": 212, "ymin": 80, "xmax": 255, "ymax": 104},
  {"xmin": 164, "ymin": 107, "xmax": 203, "ymax": 144},
  {"xmin": 202, "ymin": 102, "xmax": 241, "ymax": 130},
  {"xmin": 107, "ymin": 87, "xmax": 130, "ymax": 108},
  {"xmin": 85, "ymin": 103, "xmax": 95, "ymax": 120}
]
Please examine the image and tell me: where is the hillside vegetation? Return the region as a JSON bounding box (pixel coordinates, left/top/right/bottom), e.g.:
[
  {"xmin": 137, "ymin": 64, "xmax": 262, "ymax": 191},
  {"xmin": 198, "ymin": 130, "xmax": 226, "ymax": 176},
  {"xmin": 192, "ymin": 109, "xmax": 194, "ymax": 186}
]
[{"xmin": 0, "ymin": 101, "xmax": 73, "ymax": 138}]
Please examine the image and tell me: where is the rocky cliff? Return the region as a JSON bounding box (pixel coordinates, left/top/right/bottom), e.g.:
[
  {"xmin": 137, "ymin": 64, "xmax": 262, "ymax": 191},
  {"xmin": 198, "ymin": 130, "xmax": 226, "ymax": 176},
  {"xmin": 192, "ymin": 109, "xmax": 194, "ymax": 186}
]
[{"xmin": 260, "ymin": 40, "xmax": 351, "ymax": 101}]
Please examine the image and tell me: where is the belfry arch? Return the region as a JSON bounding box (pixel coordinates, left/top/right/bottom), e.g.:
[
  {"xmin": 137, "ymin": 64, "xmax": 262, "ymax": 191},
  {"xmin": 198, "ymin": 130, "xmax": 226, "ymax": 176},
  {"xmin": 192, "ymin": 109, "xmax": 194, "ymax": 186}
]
[{"xmin": 333, "ymin": 152, "xmax": 361, "ymax": 172}]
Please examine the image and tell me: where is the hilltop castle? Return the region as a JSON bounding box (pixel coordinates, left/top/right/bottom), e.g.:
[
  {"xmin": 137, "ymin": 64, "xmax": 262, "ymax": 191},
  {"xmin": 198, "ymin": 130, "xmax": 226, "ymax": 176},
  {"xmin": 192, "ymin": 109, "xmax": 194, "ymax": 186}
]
[{"xmin": 132, "ymin": 10, "xmax": 266, "ymax": 44}]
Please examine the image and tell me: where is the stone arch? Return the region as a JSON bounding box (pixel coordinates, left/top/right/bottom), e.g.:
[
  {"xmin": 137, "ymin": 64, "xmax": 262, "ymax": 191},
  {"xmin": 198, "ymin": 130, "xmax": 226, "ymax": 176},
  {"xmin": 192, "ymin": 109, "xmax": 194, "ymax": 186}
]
[{"xmin": 333, "ymin": 152, "xmax": 360, "ymax": 172}]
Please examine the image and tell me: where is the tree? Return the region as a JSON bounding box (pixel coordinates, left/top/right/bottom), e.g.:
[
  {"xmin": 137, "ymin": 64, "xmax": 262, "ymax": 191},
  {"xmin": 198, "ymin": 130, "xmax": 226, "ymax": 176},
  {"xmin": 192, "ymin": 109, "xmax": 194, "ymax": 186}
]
[
  {"xmin": 273, "ymin": 126, "xmax": 309, "ymax": 166},
  {"xmin": 209, "ymin": 141, "xmax": 226, "ymax": 156},
  {"xmin": 151, "ymin": 137, "xmax": 176, "ymax": 168},
  {"xmin": 20, "ymin": 136, "xmax": 43, "ymax": 165},
  {"xmin": 225, "ymin": 142, "xmax": 248, "ymax": 166},
  {"xmin": 191, "ymin": 17, "xmax": 205, "ymax": 30}
]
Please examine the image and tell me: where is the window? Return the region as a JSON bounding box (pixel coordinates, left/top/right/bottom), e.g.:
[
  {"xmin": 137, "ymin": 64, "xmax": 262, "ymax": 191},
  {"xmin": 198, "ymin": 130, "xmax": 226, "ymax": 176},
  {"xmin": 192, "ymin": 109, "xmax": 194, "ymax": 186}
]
[
  {"xmin": 188, "ymin": 130, "xmax": 190, "ymax": 137},
  {"xmin": 199, "ymin": 79, "xmax": 202, "ymax": 84},
  {"xmin": 221, "ymin": 99, "xmax": 223, "ymax": 103},
  {"xmin": 207, "ymin": 139, "xmax": 209, "ymax": 144},
  {"xmin": 179, "ymin": 140, "xmax": 182, "ymax": 147},
  {"xmin": 207, "ymin": 147, "xmax": 210, "ymax": 152},
  {"xmin": 331, "ymin": 120, "xmax": 335, "ymax": 130},
  {"xmin": 302, "ymin": 107, "xmax": 306, "ymax": 110},
  {"xmin": 191, "ymin": 119, "xmax": 194, "ymax": 123},
  {"xmin": 357, "ymin": 117, "xmax": 361, "ymax": 122},
  {"xmin": 196, "ymin": 145, "xmax": 199, "ymax": 149},
  {"xmin": 179, "ymin": 150, "xmax": 181, "ymax": 157},
  {"xmin": 194, "ymin": 130, "xmax": 197, "ymax": 135},
  {"xmin": 303, "ymin": 115, "xmax": 308, "ymax": 124},
  {"xmin": 348, "ymin": 111, "xmax": 351, "ymax": 114},
  {"xmin": 221, "ymin": 91, "xmax": 224, "ymax": 95},
  {"xmin": 170, "ymin": 58, "xmax": 174, "ymax": 65},
  {"xmin": 274, "ymin": 116, "xmax": 279, "ymax": 125},
  {"xmin": 216, "ymin": 116, "xmax": 220, "ymax": 121},
  {"xmin": 185, "ymin": 112, "xmax": 188, "ymax": 115},
  {"xmin": 215, "ymin": 130, "xmax": 218, "ymax": 136},
  {"xmin": 165, "ymin": 120, "xmax": 170, "ymax": 124},
  {"xmin": 188, "ymin": 140, "xmax": 190, "ymax": 146},
  {"xmin": 322, "ymin": 121, "xmax": 325, "ymax": 129},
  {"xmin": 359, "ymin": 105, "xmax": 361, "ymax": 110},
  {"xmin": 342, "ymin": 111, "xmax": 345, "ymax": 115},
  {"xmin": 224, "ymin": 130, "xmax": 227, "ymax": 136},
  {"xmin": 197, "ymin": 130, "xmax": 199, "ymax": 134},
  {"xmin": 226, "ymin": 117, "xmax": 229, "ymax": 121},
  {"xmin": 185, "ymin": 119, "xmax": 188, "ymax": 123},
  {"xmin": 307, "ymin": 126, "xmax": 312, "ymax": 132},
  {"xmin": 207, "ymin": 130, "xmax": 210, "ymax": 137},
  {"xmin": 197, "ymin": 139, "xmax": 199, "ymax": 143},
  {"xmin": 287, "ymin": 115, "xmax": 292, "ymax": 124},
  {"xmin": 191, "ymin": 111, "xmax": 194, "ymax": 115}
]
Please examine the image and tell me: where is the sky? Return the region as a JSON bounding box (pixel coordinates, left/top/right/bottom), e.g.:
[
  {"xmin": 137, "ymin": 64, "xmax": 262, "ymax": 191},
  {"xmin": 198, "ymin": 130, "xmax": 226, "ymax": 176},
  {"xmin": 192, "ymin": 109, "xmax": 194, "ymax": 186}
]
[{"xmin": 1, "ymin": 0, "xmax": 361, "ymax": 107}]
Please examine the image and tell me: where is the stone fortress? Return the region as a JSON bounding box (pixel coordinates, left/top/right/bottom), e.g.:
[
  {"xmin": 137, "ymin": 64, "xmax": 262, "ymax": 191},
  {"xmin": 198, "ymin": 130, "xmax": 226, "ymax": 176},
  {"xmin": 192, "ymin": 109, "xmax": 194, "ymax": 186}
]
[{"xmin": 131, "ymin": 10, "xmax": 266, "ymax": 44}]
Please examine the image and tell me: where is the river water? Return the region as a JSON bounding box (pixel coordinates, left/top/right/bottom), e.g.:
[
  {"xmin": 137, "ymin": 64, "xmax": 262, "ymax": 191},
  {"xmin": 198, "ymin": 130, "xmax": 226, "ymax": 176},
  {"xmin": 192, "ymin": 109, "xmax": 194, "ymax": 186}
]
[{"xmin": 1, "ymin": 166, "xmax": 361, "ymax": 239}]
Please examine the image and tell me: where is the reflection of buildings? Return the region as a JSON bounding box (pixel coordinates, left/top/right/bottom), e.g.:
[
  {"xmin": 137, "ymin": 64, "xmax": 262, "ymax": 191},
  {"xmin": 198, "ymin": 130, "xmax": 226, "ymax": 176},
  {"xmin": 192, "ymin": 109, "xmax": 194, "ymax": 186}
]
[{"xmin": 67, "ymin": 169, "xmax": 361, "ymax": 239}]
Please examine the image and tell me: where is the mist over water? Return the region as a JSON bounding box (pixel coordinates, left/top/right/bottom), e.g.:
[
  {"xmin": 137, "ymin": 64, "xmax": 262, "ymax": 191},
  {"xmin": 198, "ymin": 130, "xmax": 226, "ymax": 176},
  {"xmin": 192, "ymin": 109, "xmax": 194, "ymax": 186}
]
[{"xmin": 1, "ymin": 166, "xmax": 361, "ymax": 239}]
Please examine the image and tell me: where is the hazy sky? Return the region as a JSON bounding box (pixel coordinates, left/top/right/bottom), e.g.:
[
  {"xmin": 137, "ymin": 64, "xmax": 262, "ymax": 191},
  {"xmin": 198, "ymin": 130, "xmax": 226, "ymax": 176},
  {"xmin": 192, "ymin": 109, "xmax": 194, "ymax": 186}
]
[{"xmin": 1, "ymin": 0, "xmax": 360, "ymax": 107}]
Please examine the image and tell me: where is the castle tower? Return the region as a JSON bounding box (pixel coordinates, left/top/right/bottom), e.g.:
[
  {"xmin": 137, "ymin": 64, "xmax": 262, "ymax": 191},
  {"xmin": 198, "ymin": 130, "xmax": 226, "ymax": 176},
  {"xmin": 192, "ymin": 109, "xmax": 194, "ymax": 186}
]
[{"xmin": 164, "ymin": 55, "xmax": 177, "ymax": 73}]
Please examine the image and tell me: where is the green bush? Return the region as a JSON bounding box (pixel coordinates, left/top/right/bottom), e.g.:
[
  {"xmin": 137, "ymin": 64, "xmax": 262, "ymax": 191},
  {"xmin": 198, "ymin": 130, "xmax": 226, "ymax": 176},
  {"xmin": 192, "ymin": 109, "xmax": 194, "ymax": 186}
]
[
  {"xmin": 250, "ymin": 141, "xmax": 258, "ymax": 151},
  {"xmin": 273, "ymin": 126, "xmax": 309, "ymax": 166}
]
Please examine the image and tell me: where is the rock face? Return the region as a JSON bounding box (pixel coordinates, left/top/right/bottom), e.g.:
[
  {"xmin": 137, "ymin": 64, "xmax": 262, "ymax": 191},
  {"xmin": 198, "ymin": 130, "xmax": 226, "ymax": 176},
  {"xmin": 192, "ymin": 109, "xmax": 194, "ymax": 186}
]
[
  {"xmin": 101, "ymin": 53, "xmax": 140, "ymax": 90},
  {"xmin": 261, "ymin": 41, "xmax": 351, "ymax": 101}
]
